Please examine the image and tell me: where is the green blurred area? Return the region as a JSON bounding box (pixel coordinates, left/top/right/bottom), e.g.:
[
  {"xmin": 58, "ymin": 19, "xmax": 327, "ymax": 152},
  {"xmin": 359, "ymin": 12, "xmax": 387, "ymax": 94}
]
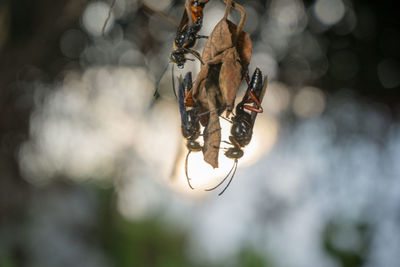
[
  {"xmin": 97, "ymin": 188, "xmax": 273, "ymax": 267},
  {"xmin": 1, "ymin": 185, "xmax": 367, "ymax": 267}
]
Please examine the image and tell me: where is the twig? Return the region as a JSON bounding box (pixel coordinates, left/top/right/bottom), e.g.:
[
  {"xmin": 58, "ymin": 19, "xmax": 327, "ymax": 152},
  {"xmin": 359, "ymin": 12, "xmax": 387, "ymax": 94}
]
[{"xmin": 102, "ymin": 0, "xmax": 117, "ymax": 37}]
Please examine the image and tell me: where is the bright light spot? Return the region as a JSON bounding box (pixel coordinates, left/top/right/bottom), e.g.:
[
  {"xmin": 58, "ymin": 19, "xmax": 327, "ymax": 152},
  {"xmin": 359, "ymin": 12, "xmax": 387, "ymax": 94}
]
[
  {"xmin": 250, "ymin": 53, "xmax": 278, "ymax": 81},
  {"xmin": 313, "ymin": 0, "xmax": 346, "ymax": 26},
  {"xmin": 263, "ymin": 81, "xmax": 291, "ymax": 115},
  {"xmin": 202, "ymin": 3, "xmax": 225, "ymax": 35},
  {"xmin": 243, "ymin": 6, "xmax": 259, "ymax": 34},
  {"xmin": 82, "ymin": 2, "xmax": 114, "ymax": 36},
  {"xmin": 171, "ymin": 119, "xmax": 241, "ymax": 194},
  {"xmin": 273, "ymin": 0, "xmax": 307, "ymax": 31},
  {"xmin": 133, "ymin": 100, "xmax": 181, "ymax": 181},
  {"xmin": 241, "ymin": 114, "xmax": 279, "ymax": 167},
  {"xmin": 19, "ymin": 67, "xmax": 154, "ymax": 184},
  {"xmin": 170, "ymin": 114, "xmax": 279, "ymax": 195},
  {"xmin": 293, "ymin": 86, "xmax": 326, "ymax": 118}
]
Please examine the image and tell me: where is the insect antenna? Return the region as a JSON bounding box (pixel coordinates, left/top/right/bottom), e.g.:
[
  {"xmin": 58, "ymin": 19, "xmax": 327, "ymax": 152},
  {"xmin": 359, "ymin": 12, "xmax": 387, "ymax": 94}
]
[
  {"xmin": 219, "ymin": 115, "xmax": 233, "ymax": 124},
  {"xmin": 185, "ymin": 151, "xmax": 195, "ymax": 189},
  {"xmin": 205, "ymin": 159, "xmax": 237, "ymax": 193},
  {"xmin": 182, "ymin": 48, "xmax": 205, "ymax": 65},
  {"xmin": 171, "ymin": 64, "xmax": 178, "ymax": 99},
  {"xmin": 221, "ymin": 140, "xmax": 232, "ymax": 145},
  {"xmin": 102, "ymin": 0, "xmax": 117, "ymax": 37},
  {"xmin": 153, "ymin": 62, "xmax": 170, "ymax": 98},
  {"xmin": 217, "ymin": 160, "xmax": 238, "ymax": 196}
]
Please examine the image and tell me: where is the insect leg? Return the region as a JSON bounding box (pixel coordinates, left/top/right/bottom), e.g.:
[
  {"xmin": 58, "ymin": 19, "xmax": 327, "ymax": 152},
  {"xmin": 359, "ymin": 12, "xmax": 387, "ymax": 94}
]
[
  {"xmin": 182, "ymin": 47, "xmax": 204, "ymax": 65},
  {"xmin": 243, "ymin": 91, "xmax": 263, "ymax": 113},
  {"xmin": 171, "ymin": 64, "xmax": 178, "ymax": 99},
  {"xmin": 185, "ymin": 151, "xmax": 195, "ymax": 189},
  {"xmin": 153, "ymin": 62, "xmax": 170, "ymax": 97},
  {"xmin": 195, "ymin": 34, "xmax": 208, "ymax": 39}
]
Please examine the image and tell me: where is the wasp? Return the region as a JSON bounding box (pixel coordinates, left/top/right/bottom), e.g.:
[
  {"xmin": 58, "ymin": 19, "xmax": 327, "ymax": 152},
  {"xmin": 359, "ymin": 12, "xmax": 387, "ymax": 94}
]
[
  {"xmin": 170, "ymin": 0, "xmax": 210, "ymax": 68},
  {"xmin": 206, "ymin": 68, "xmax": 267, "ymax": 195},
  {"xmin": 178, "ymin": 72, "xmax": 203, "ymax": 189}
]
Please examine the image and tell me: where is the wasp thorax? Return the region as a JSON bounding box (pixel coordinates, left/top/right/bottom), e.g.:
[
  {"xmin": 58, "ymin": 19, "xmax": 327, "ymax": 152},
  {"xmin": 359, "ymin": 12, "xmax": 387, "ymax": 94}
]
[
  {"xmin": 181, "ymin": 109, "xmax": 200, "ymax": 140},
  {"xmin": 231, "ymin": 114, "xmax": 252, "ymax": 147}
]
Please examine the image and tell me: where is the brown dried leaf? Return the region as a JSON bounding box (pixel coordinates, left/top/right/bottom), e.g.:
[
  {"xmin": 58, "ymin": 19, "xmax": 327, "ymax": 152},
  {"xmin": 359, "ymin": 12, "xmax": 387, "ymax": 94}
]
[
  {"xmin": 202, "ymin": 82, "xmax": 221, "ymax": 168},
  {"xmin": 189, "ymin": 0, "xmax": 253, "ymax": 167},
  {"xmin": 201, "ymin": 19, "xmax": 233, "ymax": 62},
  {"xmin": 218, "ymin": 47, "xmax": 242, "ymax": 114},
  {"xmin": 193, "ymin": 65, "xmax": 223, "ymax": 120}
]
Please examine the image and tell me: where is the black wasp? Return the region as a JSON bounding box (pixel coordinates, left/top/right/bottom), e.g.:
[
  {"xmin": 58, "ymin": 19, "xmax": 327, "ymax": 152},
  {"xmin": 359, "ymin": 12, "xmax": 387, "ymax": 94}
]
[
  {"xmin": 178, "ymin": 72, "xmax": 203, "ymax": 189},
  {"xmin": 206, "ymin": 68, "xmax": 267, "ymax": 195},
  {"xmin": 170, "ymin": 0, "xmax": 210, "ymax": 68},
  {"xmin": 153, "ymin": 0, "xmax": 210, "ymax": 99}
]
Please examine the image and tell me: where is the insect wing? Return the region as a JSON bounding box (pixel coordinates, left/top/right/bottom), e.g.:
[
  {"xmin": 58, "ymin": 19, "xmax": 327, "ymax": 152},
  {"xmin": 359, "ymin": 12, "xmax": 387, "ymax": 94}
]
[
  {"xmin": 251, "ymin": 75, "xmax": 268, "ymax": 125},
  {"xmin": 178, "ymin": 75, "xmax": 188, "ymax": 124},
  {"xmin": 177, "ymin": 4, "xmax": 189, "ymax": 35},
  {"xmin": 183, "ymin": 71, "xmax": 193, "ymax": 93},
  {"xmin": 258, "ymin": 76, "xmax": 268, "ymax": 106}
]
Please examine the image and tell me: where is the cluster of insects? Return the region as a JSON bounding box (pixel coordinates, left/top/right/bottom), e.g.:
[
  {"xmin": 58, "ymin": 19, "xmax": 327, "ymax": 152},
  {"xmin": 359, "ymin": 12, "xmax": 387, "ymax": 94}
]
[
  {"xmin": 180, "ymin": 68, "xmax": 267, "ymax": 195},
  {"xmin": 103, "ymin": 0, "xmax": 267, "ymax": 195},
  {"xmin": 174, "ymin": 0, "xmax": 268, "ymax": 195}
]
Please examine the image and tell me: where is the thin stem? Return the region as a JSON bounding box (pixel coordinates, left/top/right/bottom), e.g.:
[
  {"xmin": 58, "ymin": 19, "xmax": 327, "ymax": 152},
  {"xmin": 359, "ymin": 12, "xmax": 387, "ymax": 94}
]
[{"xmin": 102, "ymin": 0, "xmax": 117, "ymax": 37}]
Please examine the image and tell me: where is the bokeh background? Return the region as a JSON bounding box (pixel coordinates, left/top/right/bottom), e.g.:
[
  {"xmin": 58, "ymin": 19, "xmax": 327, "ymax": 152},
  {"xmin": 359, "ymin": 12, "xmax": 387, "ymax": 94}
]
[{"xmin": 1, "ymin": 0, "xmax": 400, "ymax": 266}]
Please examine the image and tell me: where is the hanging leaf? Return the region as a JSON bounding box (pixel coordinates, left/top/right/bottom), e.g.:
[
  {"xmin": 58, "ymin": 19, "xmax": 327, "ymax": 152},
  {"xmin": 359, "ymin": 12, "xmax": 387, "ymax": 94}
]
[{"xmin": 187, "ymin": 0, "xmax": 253, "ymax": 168}]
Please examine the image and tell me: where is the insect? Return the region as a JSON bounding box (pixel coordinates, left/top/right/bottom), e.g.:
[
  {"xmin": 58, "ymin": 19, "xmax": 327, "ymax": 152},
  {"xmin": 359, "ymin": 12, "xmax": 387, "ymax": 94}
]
[
  {"xmin": 179, "ymin": 72, "xmax": 203, "ymax": 189},
  {"xmin": 189, "ymin": 0, "xmax": 252, "ymax": 168},
  {"xmin": 170, "ymin": 0, "xmax": 210, "ymax": 68},
  {"xmin": 153, "ymin": 0, "xmax": 210, "ymax": 99},
  {"xmin": 206, "ymin": 68, "xmax": 267, "ymax": 195},
  {"xmin": 179, "ymin": 72, "xmax": 228, "ymax": 189}
]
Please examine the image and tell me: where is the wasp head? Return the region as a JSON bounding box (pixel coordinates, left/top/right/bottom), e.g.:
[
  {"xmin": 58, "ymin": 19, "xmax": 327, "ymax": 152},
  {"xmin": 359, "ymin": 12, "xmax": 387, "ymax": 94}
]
[
  {"xmin": 186, "ymin": 140, "xmax": 202, "ymax": 152},
  {"xmin": 170, "ymin": 50, "xmax": 186, "ymax": 69},
  {"xmin": 224, "ymin": 146, "xmax": 244, "ymax": 160}
]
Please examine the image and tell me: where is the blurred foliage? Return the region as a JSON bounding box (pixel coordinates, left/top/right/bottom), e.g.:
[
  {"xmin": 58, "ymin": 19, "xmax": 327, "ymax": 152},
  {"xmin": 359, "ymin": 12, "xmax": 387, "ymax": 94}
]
[
  {"xmin": 97, "ymin": 189, "xmax": 191, "ymax": 267},
  {"xmin": 323, "ymin": 221, "xmax": 371, "ymax": 267},
  {"xmin": 236, "ymin": 246, "xmax": 273, "ymax": 267},
  {"xmin": 95, "ymin": 187, "xmax": 272, "ymax": 267}
]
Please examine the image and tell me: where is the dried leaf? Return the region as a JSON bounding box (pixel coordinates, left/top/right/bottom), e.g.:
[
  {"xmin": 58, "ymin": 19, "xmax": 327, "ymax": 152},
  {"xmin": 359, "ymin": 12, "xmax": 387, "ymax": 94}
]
[
  {"xmin": 187, "ymin": 0, "xmax": 253, "ymax": 168},
  {"xmin": 202, "ymin": 82, "xmax": 221, "ymax": 168},
  {"xmin": 218, "ymin": 47, "xmax": 242, "ymax": 113},
  {"xmin": 202, "ymin": 19, "xmax": 233, "ymax": 62}
]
